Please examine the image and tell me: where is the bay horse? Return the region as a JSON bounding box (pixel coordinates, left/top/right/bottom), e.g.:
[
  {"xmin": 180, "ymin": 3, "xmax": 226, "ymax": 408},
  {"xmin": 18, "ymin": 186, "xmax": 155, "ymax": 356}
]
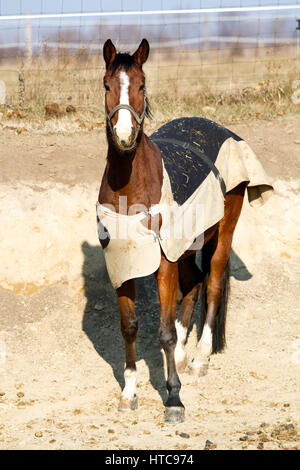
[{"xmin": 98, "ymin": 39, "xmax": 247, "ymax": 423}]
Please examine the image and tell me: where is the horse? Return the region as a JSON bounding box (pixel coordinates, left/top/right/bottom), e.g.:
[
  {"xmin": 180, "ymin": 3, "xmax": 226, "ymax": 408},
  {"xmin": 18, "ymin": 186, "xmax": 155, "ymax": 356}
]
[{"xmin": 97, "ymin": 39, "xmax": 272, "ymax": 423}]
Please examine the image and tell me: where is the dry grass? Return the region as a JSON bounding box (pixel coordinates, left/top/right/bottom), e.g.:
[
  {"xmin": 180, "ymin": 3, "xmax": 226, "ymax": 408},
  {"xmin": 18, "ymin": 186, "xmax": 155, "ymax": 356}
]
[{"xmin": 0, "ymin": 48, "xmax": 299, "ymax": 133}]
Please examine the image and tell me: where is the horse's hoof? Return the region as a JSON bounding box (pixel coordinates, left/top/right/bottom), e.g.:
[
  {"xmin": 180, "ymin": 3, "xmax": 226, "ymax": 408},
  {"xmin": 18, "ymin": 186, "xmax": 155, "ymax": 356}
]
[
  {"xmin": 164, "ymin": 406, "xmax": 185, "ymax": 423},
  {"xmin": 188, "ymin": 362, "xmax": 209, "ymax": 377},
  {"xmin": 118, "ymin": 395, "xmax": 138, "ymax": 412}
]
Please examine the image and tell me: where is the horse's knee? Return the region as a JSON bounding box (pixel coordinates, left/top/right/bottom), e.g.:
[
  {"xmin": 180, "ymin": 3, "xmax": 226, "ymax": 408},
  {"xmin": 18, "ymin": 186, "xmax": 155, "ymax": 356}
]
[
  {"xmin": 121, "ymin": 318, "xmax": 138, "ymax": 343},
  {"xmin": 159, "ymin": 321, "xmax": 177, "ymax": 351}
]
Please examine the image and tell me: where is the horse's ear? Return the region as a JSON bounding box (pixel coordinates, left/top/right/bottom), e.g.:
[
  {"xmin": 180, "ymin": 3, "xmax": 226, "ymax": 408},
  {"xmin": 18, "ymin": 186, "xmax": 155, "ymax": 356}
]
[
  {"xmin": 103, "ymin": 39, "xmax": 116, "ymax": 67},
  {"xmin": 132, "ymin": 39, "xmax": 150, "ymax": 66}
]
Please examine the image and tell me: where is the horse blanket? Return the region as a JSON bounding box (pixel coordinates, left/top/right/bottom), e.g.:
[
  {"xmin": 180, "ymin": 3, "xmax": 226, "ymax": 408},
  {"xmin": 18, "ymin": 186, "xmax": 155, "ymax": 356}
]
[{"xmin": 97, "ymin": 118, "xmax": 273, "ymax": 289}]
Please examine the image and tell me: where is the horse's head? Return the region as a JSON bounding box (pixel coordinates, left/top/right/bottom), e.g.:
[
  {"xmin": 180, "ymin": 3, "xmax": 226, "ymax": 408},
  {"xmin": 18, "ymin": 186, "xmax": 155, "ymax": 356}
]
[{"xmin": 103, "ymin": 39, "xmax": 150, "ymax": 151}]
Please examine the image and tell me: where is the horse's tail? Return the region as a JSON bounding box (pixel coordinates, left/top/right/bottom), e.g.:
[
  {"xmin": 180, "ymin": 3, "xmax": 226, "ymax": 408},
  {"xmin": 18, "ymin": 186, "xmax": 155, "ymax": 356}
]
[{"xmin": 199, "ymin": 259, "xmax": 230, "ymax": 354}]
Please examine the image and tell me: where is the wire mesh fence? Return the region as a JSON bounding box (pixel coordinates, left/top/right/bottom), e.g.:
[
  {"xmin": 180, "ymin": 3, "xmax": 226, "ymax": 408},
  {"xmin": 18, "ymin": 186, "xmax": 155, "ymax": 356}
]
[{"xmin": 0, "ymin": 1, "xmax": 299, "ymax": 121}]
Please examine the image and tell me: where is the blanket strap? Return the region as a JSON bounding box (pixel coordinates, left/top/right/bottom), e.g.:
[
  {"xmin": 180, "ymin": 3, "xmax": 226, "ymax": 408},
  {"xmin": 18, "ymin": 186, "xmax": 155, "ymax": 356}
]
[{"xmin": 152, "ymin": 137, "xmax": 227, "ymax": 197}]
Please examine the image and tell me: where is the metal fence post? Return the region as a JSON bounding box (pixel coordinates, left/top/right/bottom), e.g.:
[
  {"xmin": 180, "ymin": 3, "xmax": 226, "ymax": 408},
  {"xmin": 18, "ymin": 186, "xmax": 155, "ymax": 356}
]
[
  {"xmin": 297, "ymin": 20, "xmax": 300, "ymax": 80},
  {"xmin": 19, "ymin": 70, "xmax": 25, "ymax": 108}
]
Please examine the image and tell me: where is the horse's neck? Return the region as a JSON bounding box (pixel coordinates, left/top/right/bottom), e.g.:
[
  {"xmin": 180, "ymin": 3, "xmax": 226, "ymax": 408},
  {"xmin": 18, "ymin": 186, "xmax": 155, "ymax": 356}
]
[{"xmin": 99, "ymin": 131, "xmax": 163, "ymax": 212}]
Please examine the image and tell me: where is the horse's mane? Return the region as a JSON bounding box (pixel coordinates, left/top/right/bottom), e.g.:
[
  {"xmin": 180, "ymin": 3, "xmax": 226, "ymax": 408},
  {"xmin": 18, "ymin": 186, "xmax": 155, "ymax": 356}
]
[
  {"xmin": 110, "ymin": 53, "xmax": 152, "ymax": 120},
  {"xmin": 110, "ymin": 53, "xmax": 135, "ymax": 73},
  {"xmin": 144, "ymin": 95, "xmax": 152, "ymax": 120}
]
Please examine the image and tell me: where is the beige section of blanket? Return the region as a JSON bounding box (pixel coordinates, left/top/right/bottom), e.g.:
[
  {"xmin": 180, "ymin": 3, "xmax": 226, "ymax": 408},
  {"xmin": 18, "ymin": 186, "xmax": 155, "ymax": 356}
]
[
  {"xmin": 216, "ymin": 138, "xmax": 273, "ymax": 207},
  {"xmin": 158, "ymin": 168, "xmax": 224, "ymax": 262},
  {"xmin": 96, "ymin": 205, "xmax": 161, "ymax": 289},
  {"xmin": 97, "ymin": 138, "xmax": 273, "ymax": 289}
]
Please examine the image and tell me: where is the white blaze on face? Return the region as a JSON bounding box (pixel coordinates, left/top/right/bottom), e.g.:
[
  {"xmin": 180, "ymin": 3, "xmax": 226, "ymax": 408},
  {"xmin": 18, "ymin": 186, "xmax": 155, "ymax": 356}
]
[{"xmin": 114, "ymin": 71, "xmax": 132, "ymax": 142}]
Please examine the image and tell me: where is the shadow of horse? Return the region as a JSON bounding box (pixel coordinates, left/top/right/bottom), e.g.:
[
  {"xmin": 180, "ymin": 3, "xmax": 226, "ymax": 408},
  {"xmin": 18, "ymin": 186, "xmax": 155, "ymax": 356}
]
[{"xmin": 81, "ymin": 241, "xmax": 252, "ymax": 403}]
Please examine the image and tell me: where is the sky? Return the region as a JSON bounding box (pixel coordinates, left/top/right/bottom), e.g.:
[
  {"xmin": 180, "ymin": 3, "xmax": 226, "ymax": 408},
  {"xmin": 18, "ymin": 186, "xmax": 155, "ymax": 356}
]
[
  {"xmin": 0, "ymin": 0, "xmax": 299, "ymax": 16},
  {"xmin": 0, "ymin": 0, "xmax": 299, "ymax": 50}
]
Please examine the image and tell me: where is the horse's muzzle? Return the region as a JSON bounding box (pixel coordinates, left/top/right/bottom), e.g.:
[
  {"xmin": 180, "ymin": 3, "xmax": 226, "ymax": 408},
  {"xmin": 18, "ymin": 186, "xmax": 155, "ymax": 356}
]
[{"xmin": 113, "ymin": 126, "xmax": 137, "ymax": 151}]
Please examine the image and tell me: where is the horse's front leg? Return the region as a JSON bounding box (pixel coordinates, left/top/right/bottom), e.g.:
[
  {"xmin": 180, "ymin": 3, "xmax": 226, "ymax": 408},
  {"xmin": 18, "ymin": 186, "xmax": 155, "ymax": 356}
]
[
  {"xmin": 156, "ymin": 255, "xmax": 185, "ymax": 423},
  {"xmin": 117, "ymin": 279, "xmax": 139, "ymax": 412}
]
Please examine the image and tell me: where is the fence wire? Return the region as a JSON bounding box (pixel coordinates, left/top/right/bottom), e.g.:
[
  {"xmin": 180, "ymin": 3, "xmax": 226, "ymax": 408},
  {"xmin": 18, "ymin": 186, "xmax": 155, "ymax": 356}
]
[{"xmin": 0, "ymin": 1, "xmax": 299, "ymax": 115}]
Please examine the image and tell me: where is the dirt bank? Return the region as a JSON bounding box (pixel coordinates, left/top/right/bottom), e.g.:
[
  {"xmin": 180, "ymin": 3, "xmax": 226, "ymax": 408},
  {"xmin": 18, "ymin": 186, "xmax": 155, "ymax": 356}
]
[{"xmin": 0, "ymin": 115, "xmax": 299, "ymax": 450}]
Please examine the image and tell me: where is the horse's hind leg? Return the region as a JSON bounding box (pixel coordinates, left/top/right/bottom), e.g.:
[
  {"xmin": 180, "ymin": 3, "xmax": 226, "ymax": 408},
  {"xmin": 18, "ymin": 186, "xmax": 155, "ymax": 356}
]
[
  {"xmin": 117, "ymin": 279, "xmax": 139, "ymax": 411},
  {"xmin": 188, "ymin": 242, "xmax": 229, "ymax": 377},
  {"xmin": 156, "ymin": 255, "xmax": 185, "ymax": 423},
  {"xmin": 189, "ymin": 183, "xmax": 246, "ymax": 377},
  {"xmin": 175, "ymin": 255, "xmax": 203, "ymax": 373}
]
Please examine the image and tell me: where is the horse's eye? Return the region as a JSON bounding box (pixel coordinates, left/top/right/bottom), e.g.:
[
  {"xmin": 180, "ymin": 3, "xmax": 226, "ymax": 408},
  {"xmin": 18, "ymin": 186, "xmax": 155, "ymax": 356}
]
[
  {"xmin": 139, "ymin": 84, "xmax": 145, "ymax": 91},
  {"xmin": 104, "ymin": 84, "xmax": 110, "ymax": 91}
]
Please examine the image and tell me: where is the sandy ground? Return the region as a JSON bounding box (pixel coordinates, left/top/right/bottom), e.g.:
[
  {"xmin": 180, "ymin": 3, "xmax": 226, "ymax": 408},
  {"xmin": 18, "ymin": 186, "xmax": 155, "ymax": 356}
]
[{"xmin": 0, "ymin": 115, "xmax": 299, "ymax": 450}]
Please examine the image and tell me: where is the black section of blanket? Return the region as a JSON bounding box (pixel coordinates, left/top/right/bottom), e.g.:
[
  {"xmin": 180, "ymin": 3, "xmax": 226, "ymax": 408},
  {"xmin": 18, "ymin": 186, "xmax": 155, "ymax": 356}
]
[{"xmin": 151, "ymin": 117, "xmax": 242, "ymax": 206}]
